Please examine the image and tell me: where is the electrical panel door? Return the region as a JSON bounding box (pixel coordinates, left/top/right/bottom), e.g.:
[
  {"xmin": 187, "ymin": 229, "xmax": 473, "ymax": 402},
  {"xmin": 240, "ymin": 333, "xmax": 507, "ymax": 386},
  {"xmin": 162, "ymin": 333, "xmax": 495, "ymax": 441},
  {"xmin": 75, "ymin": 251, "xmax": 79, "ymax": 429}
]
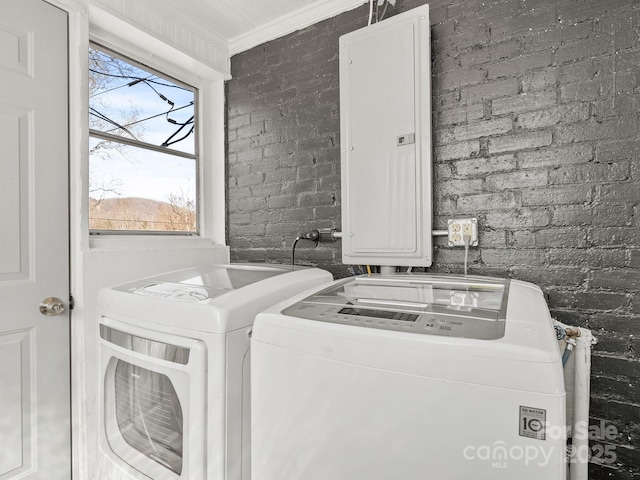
[{"xmin": 339, "ymin": 5, "xmax": 432, "ymax": 267}]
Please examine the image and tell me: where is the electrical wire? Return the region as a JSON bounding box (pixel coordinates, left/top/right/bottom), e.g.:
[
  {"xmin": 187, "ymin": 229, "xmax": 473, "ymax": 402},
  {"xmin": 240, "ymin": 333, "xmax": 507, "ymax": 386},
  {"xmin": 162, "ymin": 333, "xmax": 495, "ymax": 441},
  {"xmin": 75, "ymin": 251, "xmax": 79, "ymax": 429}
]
[
  {"xmin": 138, "ymin": 79, "xmax": 175, "ymax": 107},
  {"xmin": 463, "ymin": 234, "xmax": 471, "ymax": 276},
  {"xmin": 132, "ymin": 78, "xmax": 195, "ymax": 133},
  {"xmin": 291, "ymin": 236, "xmax": 301, "ymax": 269},
  {"xmin": 89, "ymin": 68, "xmax": 191, "ymax": 90},
  {"xmin": 90, "ymin": 74, "xmax": 184, "ymax": 100},
  {"xmin": 367, "ymin": 0, "xmax": 392, "ymax": 25},
  {"xmin": 163, "ymin": 125, "xmax": 195, "ymax": 147},
  {"xmin": 162, "ymin": 116, "xmax": 195, "ymax": 147},
  {"xmin": 101, "ymin": 102, "xmax": 194, "ymax": 136},
  {"xmin": 89, "ymin": 107, "xmax": 137, "ymax": 139},
  {"xmin": 142, "ymin": 78, "xmax": 196, "ymax": 142},
  {"xmin": 291, "ymin": 230, "xmax": 320, "ymax": 269},
  {"xmin": 379, "ymin": 0, "xmax": 390, "ymax": 21},
  {"xmin": 166, "ymin": 105, "xmax": 195, "ymax": 126},
  {"xmin": 90, "ymin": 80, "xmax": 138, "ymax": 98},
  {"xmin": 90, "ymin": 61, "xmax": 195, "ymax": 147}
]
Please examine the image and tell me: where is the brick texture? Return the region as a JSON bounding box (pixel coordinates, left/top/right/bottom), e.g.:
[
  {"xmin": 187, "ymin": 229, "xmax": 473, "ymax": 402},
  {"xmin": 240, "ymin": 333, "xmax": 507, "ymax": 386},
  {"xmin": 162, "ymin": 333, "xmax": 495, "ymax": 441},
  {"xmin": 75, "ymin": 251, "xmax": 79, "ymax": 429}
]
[{"xmin": 226, "ymin": 0, "xmax": 640, "ymax": 477}]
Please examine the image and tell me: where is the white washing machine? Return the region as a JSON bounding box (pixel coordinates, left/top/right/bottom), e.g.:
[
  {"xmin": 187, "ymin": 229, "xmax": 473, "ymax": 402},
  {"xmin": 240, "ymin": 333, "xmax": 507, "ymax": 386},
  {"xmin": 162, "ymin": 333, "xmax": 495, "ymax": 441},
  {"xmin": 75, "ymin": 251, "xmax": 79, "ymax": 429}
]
[
  {"xmin": 96, "ymin": 263, "xmax": 332, "ymax": 480},
  {"xmin": 251, "ymin": 274, "xmax": 566, "ymax": 480}
]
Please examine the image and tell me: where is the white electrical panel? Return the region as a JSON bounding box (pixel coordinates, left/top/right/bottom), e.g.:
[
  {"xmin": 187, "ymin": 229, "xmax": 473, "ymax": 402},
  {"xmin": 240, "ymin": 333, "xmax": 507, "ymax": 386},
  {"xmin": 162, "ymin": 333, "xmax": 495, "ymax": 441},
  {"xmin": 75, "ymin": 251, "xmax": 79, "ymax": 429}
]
[{"xmin": 339, "ymin": 5, "xmax": 432, "ymax": 267}]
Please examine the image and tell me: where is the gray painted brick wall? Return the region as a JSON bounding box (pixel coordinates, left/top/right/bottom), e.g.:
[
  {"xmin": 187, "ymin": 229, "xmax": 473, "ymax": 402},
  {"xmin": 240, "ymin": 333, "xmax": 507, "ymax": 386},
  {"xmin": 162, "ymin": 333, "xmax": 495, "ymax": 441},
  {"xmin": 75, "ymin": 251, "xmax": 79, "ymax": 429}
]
[{"xmin": 226, "ymin": 0, "xmax": 640, "ymax": 477}]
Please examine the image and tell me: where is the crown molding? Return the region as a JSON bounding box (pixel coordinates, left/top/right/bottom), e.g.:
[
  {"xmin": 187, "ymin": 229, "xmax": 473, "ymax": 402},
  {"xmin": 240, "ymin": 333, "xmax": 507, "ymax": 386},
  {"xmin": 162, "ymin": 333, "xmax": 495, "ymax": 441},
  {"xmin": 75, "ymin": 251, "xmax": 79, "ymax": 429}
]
[{"xmin": 229, "ymin": 0, "xmax": 366, "ymax": 56}]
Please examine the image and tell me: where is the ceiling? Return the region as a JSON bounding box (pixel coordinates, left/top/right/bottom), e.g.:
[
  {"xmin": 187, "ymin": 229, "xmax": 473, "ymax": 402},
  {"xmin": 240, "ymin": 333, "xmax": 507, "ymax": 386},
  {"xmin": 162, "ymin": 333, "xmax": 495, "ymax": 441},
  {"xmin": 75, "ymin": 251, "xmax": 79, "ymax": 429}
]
[
  {"xmin": 89, "ymin": 0, "xmax": 368, "ymax": 76},
  {"xmin": 150, "ymin": 0, "xmax": 366, "ymax": 54},
  {"xmin": 175, "ymin": 0, "xmax": 330, "ymax": 39}
]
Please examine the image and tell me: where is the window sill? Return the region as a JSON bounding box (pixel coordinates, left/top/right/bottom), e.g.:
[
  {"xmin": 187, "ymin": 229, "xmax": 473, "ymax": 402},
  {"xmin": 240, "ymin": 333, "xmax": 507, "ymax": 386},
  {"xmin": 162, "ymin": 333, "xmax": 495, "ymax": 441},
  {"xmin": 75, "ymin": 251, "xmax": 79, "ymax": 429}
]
[{"xmin": 89, "ymin": 234, "xmax": 223, "ymax": 252}]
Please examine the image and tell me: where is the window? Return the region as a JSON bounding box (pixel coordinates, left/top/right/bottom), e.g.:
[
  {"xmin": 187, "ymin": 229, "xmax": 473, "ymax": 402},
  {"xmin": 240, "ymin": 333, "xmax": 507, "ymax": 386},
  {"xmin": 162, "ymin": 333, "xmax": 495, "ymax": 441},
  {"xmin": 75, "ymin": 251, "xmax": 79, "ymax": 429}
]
[{"xmin": 89, "ymin": 43, "xmax": 198, "ymax": 234}]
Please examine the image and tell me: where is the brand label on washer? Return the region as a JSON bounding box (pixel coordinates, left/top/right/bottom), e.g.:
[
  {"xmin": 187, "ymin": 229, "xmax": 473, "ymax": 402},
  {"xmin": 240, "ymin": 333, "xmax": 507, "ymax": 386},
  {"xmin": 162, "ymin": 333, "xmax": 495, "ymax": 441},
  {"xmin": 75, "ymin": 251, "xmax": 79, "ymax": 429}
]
[{"xmin": 519, "ymin": 406, "xmax": 546, "ymax": 440}]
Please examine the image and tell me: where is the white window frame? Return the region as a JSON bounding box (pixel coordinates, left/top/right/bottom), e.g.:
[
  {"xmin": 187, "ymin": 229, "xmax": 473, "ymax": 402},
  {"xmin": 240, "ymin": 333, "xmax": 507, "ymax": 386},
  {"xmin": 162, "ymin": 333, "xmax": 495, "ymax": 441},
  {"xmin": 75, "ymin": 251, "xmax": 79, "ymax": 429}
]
[
  {"xmin": 88, "ymin": 41, "xmax": 201, "ymax": 236},
  {"xmin": 87, "ymin": 6, "xmax": 226, "ymax": 248}
]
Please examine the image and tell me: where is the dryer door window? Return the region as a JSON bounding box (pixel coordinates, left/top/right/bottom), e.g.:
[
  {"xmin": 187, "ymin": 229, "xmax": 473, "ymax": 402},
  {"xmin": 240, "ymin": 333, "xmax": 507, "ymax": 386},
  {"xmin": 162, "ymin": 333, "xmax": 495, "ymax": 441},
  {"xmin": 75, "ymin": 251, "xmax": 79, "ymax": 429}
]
[{"xmin": 111, "ymin": 359, "xmax": 183, "ymax": 475}]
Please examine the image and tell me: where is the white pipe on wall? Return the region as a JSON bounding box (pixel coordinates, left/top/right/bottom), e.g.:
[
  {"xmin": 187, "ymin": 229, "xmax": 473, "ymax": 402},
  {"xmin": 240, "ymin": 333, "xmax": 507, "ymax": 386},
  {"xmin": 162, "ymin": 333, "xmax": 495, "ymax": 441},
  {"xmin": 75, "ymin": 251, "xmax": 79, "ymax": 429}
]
[
  {"xmin": 555, "ymin": 321, "xmax": 597, "ymax": 480},
  {"xmin": 570, "ymin": 329, "xmax": 597, "ymax": 480}
]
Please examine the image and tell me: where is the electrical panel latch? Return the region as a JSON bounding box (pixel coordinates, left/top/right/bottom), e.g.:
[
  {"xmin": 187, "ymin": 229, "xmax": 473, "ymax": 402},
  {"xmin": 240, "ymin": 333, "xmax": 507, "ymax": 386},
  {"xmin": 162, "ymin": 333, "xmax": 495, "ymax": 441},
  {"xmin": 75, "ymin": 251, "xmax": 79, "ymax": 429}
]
[{"xmin": 397, "ymin": 133, "xmax": 415, "ymax": 146}]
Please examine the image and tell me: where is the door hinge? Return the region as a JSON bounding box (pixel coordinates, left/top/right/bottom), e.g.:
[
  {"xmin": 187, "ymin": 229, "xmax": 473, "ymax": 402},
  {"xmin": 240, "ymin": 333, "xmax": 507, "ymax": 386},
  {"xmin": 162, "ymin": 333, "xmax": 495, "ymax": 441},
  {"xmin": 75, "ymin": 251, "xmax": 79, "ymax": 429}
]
[{"xmin": 69, "ymin": 294, "xmax": 75, "ymax": 310}]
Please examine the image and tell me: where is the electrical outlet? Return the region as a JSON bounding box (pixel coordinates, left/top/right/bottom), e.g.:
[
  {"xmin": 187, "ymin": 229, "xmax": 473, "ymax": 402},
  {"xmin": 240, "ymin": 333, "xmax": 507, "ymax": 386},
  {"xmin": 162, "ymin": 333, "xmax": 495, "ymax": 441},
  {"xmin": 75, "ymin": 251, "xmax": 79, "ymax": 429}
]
[{"xmin": 447, "ymin": 218, "xmax": 479, "ymax": 247}]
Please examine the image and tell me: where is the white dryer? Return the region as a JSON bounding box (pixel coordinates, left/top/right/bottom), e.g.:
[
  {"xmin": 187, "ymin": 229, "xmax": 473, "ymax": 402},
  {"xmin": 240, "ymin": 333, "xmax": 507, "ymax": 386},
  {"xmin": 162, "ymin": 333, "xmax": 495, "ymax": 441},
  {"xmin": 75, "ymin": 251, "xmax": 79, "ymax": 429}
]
[
  {"xmin": 96, "ymin": 263, "xmax": 332, "ymax": 480},
  {"xmin": 251, "ymin": 274, "xmax": 566, "ymax": 480}
]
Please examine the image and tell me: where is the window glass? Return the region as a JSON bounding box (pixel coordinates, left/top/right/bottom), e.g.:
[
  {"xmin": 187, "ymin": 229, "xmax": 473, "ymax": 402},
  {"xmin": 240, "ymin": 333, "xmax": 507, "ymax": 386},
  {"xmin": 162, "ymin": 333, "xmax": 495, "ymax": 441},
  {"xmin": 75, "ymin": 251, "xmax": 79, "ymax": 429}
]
[{"xmin": 89, "ymin": 44, "xmax": 197, "ymax": 233}]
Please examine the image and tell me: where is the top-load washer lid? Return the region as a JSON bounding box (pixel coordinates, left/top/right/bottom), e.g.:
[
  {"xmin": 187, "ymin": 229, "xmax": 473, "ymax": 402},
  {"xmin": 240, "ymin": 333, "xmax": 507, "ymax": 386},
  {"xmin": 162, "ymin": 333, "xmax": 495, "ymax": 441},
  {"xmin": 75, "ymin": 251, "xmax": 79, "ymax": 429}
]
[
  {"xmin": 282, "ymin": 274, "xmax": 510, "ymax": 339},
  {"xmin": 113, "ymin": 263, "xmax": 290, "ymax": 302}
]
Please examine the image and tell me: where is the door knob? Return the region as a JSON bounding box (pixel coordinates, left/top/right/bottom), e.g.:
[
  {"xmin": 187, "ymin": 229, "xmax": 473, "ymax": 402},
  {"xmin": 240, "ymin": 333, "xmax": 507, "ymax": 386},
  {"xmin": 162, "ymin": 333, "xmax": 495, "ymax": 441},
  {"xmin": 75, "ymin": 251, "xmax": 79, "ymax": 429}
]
[{"xmin": 39, "ymin": 297, "xmax": 65, "ymax": 316}]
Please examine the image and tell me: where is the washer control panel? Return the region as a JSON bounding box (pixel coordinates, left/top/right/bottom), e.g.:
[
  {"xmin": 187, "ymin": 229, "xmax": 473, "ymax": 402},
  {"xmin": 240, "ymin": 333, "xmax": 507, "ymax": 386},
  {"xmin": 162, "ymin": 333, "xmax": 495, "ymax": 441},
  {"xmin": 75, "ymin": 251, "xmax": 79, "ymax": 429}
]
[
  {"xmin": 281, "ymin": 274, "xmax": 510, "ymax": 340},
  {"xmin": 283, "ymin": 302, "xmax": 506, "ymax": 340}
]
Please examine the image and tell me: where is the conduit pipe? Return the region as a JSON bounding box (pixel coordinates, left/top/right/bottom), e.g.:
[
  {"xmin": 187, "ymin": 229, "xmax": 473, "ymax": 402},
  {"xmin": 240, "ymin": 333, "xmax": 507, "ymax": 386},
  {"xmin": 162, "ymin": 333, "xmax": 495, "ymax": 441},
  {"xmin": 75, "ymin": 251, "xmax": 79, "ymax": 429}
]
[
  {"xmin": 555, "ymin": 321, "xmax": 597, "ymax": 480},
  {"xmin": 570, "ymin": 328, "xmax": 597, "ymax": 480}
]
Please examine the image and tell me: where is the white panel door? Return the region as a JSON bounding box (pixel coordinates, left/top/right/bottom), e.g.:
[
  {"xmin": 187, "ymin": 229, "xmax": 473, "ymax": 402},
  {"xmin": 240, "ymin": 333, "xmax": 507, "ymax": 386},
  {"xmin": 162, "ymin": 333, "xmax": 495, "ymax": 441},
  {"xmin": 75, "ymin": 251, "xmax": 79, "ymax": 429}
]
[{"xmin": 0, "ymin": 0, "xmax": 71, "ymax": 479}]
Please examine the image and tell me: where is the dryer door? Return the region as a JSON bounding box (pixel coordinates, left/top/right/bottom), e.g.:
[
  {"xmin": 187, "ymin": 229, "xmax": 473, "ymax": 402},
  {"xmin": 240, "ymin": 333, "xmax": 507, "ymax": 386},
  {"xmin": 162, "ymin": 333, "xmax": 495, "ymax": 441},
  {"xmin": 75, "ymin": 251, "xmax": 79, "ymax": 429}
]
[
  {"xmin": 111, "ymin": 359, "xmax": 184, "ymax": 474},
  {"xmin": 99, "ymin": 319, "xmax": 206, "ymax": 480}
]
